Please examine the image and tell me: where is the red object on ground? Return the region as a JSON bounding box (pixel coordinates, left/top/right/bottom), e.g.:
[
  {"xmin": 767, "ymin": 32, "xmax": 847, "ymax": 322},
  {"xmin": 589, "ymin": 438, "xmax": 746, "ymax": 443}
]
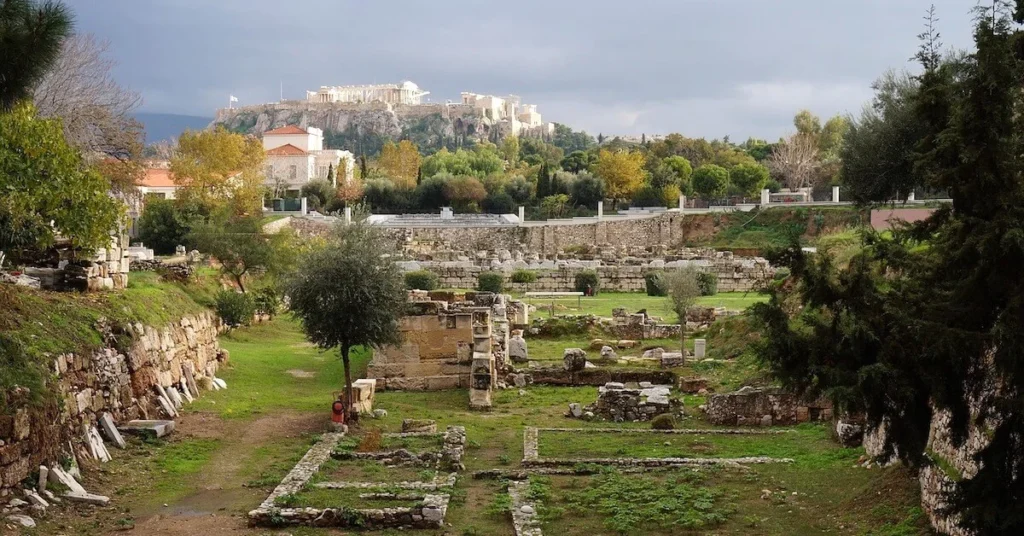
[{"xmin": 331, "ymin": 399, "xmax": 346, "ymax": 424}]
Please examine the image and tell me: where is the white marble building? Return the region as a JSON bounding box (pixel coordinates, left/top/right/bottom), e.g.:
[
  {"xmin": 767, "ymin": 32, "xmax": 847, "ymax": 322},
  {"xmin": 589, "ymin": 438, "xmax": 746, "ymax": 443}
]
[
  {"xmin": 459, "ymin": 92, "xmax": 550, "ymax": 135},
  {"xmin": 263, "ymin": 126, "xmax": 354, "ymax": 195},
  {"xmin": 306, "ymin": 81, "xmax": 429, "ymax": 105}
]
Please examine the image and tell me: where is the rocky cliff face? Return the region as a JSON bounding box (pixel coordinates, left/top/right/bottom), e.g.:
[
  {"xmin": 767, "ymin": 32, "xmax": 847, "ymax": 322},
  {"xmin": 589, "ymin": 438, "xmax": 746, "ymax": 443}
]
[
  {"xmin": 213, "ymin": 101, "xmax": 501, "ymax": 153},
  {"xmin": 0, "ymin": 311, "xmax": 226, "ymax": 491}
]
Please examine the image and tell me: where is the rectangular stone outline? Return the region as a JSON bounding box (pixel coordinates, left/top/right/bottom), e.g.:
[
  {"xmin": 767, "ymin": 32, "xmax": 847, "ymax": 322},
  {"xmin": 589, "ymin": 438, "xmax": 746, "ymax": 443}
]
[
  {"xmin": 522, "ymin": 426, "xmax": 796, "ymax": 466},
  {"xmin": 249, "ymin": 432, "xmax": 454, "ymax": 529}
]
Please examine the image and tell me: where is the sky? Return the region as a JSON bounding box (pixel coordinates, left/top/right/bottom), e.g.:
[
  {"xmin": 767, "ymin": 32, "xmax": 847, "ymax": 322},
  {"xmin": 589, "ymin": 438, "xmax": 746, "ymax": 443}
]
[{"xmin": 65, "ymin": 0, "xmax": 978, "ymax": 141}]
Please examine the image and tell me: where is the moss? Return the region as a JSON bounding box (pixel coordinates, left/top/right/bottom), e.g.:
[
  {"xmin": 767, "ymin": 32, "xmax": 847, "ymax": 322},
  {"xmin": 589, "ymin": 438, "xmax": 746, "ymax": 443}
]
[{"xmin": 926, "ymin": 449, "xmax": 963, "ymax": 482}]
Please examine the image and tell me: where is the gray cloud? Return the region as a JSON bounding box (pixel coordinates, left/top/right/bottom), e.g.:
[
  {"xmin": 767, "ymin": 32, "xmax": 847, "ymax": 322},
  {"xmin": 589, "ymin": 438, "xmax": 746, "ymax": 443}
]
[{"xmin": 65, "ymin": 0, "xmax": 976, "ymax": 139}]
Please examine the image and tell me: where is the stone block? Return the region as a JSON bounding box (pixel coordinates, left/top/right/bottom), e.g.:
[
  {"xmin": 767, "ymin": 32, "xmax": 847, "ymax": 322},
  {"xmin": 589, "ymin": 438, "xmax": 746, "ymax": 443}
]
[
  {"xmin": 99, "ymin": 413, "xmax": 127, "ymax": 449},
  {"xmin": 402, "ymin": 419, "xmax": 437, "ymax": 433},
  {"xmin": 118, "ymin": 420, "xmax": 175, "ymax": 438}
]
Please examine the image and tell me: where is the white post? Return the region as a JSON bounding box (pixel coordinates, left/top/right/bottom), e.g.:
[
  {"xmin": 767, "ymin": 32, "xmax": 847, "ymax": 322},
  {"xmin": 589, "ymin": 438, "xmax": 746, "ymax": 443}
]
[
  {"xmin": 760, "ymin": 188, "xmax": 770, "ymax": 206},
  {"xmin": 679, "ymin": 194, "xmax": 686, "ymax": 212},
  {"xmin": 597, "ymin": 201, "xmax": 604, "ymax": 221},
  {"xmin": 832, "ymin": 186, "xmax": 840, "ymax": 204},
  {"xmin": 344, "ymin": 206, "xmax": 352, "ymax": 224},
  {"xmin": 518, "ymin": 205, "xmax": 525, "ymax": 222},
  {"xmin": 908, "ymin": 191, "xmax": 916, "ymax": 202},
  {"xmin": 300, "ymin": 197, "xmax": 308, "ymax": 215}
]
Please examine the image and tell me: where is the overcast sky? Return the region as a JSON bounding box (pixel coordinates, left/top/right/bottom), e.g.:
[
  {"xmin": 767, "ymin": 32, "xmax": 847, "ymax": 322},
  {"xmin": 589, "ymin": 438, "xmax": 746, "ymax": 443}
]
[{"xmin": 64, "ymin": 0, "xmax": 977, "ymax": 140}]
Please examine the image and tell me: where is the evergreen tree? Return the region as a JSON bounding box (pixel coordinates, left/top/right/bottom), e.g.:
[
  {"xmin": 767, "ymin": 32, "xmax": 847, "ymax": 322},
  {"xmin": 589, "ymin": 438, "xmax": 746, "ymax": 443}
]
[
  {"xmin": 0, "ymin": 0, "xmax": 73, "ymax": 111},
  {"xmin": 326, "ymin": 163, "xmax": 335, "ymax": 184},
  {"xmin": 359, "ymin": 153, "xmax": 368, "ymax": 179},
  {"xmin": 536, "ymin": 162, "xmax": 551, "ymax": 199}
]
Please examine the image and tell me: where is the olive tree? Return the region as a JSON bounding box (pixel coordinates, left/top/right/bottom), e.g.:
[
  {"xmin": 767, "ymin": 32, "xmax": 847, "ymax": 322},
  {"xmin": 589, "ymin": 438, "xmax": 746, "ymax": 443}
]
[
  {"xmin": 666, "ymin": 268, "xmax": 702, "ymax": 355},
  {"xmin": 287, "ymin": 222, "xmax": 406, "ymax": 418}
]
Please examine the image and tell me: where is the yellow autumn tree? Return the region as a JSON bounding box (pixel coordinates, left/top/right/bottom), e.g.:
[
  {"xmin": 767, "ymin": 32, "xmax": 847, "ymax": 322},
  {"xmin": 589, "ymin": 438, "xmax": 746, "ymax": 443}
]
[
  {"xmin": 171, "ymin": 127, "xmax": 266, "ymax": 215},
  {"xmin": 592, "ymin": 149, "xmax": 646, "ymax": 203},
  {"xmin": 376, "ymin": 139, "xmax": 421, "ymax": 189}
]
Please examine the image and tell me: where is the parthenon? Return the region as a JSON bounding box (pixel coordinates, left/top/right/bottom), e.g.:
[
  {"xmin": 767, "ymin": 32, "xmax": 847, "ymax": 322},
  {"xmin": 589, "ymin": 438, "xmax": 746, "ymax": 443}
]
[{"xmin": 305, "ymin": 81, "xmax": 430, "ymax": 105}]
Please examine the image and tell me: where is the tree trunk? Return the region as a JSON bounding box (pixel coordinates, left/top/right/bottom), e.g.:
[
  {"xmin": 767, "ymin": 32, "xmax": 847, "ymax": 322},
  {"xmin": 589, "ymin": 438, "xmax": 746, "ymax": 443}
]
[
  {"xmin": 341, "ymin": 345, "xmax": 354, "ymax": 420},
  {"xmin": 235, "ymin": 273, "xmax": 246, "ymax": 293},
  {"xmin": 679, "ymin": 309, "xmax": 687, "ymax": 355}
]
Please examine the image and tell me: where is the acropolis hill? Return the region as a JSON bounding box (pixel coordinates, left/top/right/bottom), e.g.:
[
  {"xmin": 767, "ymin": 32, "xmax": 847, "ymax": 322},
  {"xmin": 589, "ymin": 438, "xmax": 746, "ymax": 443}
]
[{"xmin": 213, "ymin": 81, "xmax": 554, "ymax": 151}]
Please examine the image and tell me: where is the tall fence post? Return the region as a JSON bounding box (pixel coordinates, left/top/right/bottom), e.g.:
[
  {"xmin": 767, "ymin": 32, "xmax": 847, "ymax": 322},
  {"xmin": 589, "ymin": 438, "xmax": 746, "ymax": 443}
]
[
  {"xmin": 518, "ymin": 206, "xmax": 525, "ymax": 222},
  {"xmin": 760, "ymin": 189, "xmax": 770, "ymax": 206},
  {"xmin": 344, "ymin": 206, "xmax": 352, "ymax": 224},
  {"xmin": 832, "ymin": 186, "xmax": 841, "ymax": 203},
  {"xmin": 597, "ymin": 201, "xmax": 604, "ymax": 221}
]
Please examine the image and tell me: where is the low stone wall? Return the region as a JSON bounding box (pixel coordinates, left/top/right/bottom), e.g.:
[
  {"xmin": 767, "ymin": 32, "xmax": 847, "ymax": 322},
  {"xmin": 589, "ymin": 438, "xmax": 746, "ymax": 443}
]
[
  {"xmin": 585, "ymin": 383, "xmax": 680, "ymax": 422},
  {"xmin": 527, "ymin": 367, "xmax": 676, "ymax": 386},
  {"xmin": 0, "ymin": 311, "xmax": 225, "ymax": 491},
  {"xmin": 20, "ymin": 236, "xmax": 131, "ymax": 292},
  {"xmin": 703, "ymin": 386, "xmax": 833, "ymax": 426}
]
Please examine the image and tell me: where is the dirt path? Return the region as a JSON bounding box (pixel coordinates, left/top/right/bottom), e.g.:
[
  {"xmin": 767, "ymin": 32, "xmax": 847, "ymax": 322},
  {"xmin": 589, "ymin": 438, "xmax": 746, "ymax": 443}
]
[{"xmin": 96, "ymin": 411, "xmax": 328, "ymax": 536}]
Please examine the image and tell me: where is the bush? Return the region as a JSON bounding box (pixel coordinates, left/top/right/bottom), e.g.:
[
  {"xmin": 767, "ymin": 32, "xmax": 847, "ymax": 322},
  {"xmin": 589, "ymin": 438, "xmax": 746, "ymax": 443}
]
[
  {"xmin": 137, "ymin": 198, "xmax": 208, "ymax": 255},
  {"xmin": 773, "ymin": 267, "xmax": 791, "ymax": 281},
  {"xmin": 631, "ymin": 185, "xmax": 665, "ymax": 207},
  {"xmin": 253, "ymin": 287, "xmax": 280, "ymax": 317},
  {"xmin": 696, "ymin": 271, "xmax": 718, "ymax": 296},
  {"xmin": 644, "ymin": 271, "xmax": 668, "ymax": 296},
  {"xmin": 574, "ymin": 270, "xmax": 600, "ymax": 295},
  {"xmin": 477, "ymin": 271, "xmax": 504, "ymax": 293},
  {"xmin": 481, "ymin": 191, "xmax": 515, "ymax": 214},
  {"xmin": 405, "ymin": 270, "xmax": 439, "ymax": 291},
  {"xmin": 215, "ymin": 290, "xmax": 255, "ymax": 327},
  {"xmin": 511, "ymin": 269, "xmax": 538, "ymax": 284},
  {"xmin": 651, "ymin": 413, "xmax": 677, "ymax": 430}
]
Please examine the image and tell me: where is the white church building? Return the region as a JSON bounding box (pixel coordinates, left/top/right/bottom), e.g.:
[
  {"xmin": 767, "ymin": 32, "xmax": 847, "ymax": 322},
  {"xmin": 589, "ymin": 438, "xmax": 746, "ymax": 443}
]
[{"xmin": 262, "ymin": 126, "xmax": 354, "ymax": 196}]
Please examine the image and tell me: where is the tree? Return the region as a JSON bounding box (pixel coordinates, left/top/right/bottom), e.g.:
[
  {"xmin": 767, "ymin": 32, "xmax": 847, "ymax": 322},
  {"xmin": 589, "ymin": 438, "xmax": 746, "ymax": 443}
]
[
  {"xmin": 442, "ymin": 175, "xmax": 487, "ymax": 212},
  {"xmin": 0, "ymin": 104, "xmax": 123, "ymax": 261},
  {"xmin": 691, "ymin": 164, "xmax": 730, "ymax": 200},
  {"xmin": 754, "ymin": 4, "xmax": 1024, "ymax": 532},
  {"xmin": 377, "ymin": 139, "xmax": 420, "ymax": 188},
  {"xmin": 300, "ymin": 180, "xmax": 335, "ymax": 212},
  {"xmin": 413, "ymin": 176, "xmax": 447, "ymax": 211},
  {"xmin": 570, "ymin": 171, "xmax": 604, "ymax": 208},
  {"xmin": 728, "ymin": 162, "xmax": 770, "ymax": 197},
  {"xmin": 540, "ymin": 194, "xmax": 570, "ymax": 219},
  {"xmin": 0, "ymin": 0, "xmax": 72, "ymax": 111},
  {"xmin": 136, "ymin": 198, "xmax": 208, "ymax": 255},
  {"xmin": 504, "ymin": 175, "xmax": 533, "ymax": 205},
  {"xmin": 326, "ymin": 163, "xmax": 335, "ymax": 184},
  {"xmin": 33, "ymin": 34, "xmax": 143, "ymax": 161},
  {"xmin": 561, "ymin": 150, "xmax": 594, "ymax": 173},
  {"xmin": 189, "ymin": 215, "xmax": 295, "ymax": 293},
  {"xmin": 171, "ymin": 127, "xmax": 266, "ymax": 215},
  {"xmin": 550, "ymin": 123, "xmax": 596, "ymax": 153},
  {"xmin": 500, "ymin": 134, "xmax": 520, "ymax": 167},
  {"xmin": 536, "ymin": 161, "xmax": 551, "ymax": 198},
  {"xmin": 663, "ymin": 156, "xmax": 693, "ymax": 190},
  {"xmin": 767, "ymin": 133, "xmax": 820, "ymax": 190},
  {"xmin": 520, "ymin": 137, "xmax": 564, "ymax": 167},
  {"xmin": 666, "ymin": 268, "xmax": 701, "ymax": 354},
  {"xmin": 287, "ymin": 222, "xmax": 406, "ymax": 419},
  {"xmin": 592, "ymin": 149, "xmax": 646, "ymax": 204}
]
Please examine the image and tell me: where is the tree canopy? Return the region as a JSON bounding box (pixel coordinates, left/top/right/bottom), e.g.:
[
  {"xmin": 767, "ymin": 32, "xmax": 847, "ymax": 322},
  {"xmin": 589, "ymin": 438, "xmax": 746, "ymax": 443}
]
[{"xmin": 0, "ymin": 0, "xmax": 72, "ymax": 111}]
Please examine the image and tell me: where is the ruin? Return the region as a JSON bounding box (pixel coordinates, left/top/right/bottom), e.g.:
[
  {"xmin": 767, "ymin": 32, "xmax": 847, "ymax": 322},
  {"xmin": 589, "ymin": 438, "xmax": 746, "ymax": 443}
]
[{"xmin": 703, "ymin": 386, "xmax": 834, "ymax": 426}]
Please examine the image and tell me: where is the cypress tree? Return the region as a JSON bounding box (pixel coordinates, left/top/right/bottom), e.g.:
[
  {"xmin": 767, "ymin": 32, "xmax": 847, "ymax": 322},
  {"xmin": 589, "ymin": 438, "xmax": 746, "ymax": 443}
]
[{"xmin": 536, "ymin": 162, "xmax": 550, "ymax": 199}]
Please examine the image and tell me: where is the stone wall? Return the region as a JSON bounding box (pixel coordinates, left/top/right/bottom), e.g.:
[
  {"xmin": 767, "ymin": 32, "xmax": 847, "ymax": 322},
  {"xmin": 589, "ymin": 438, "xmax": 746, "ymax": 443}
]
[
  {"xmin": 703, "ymin": 387, "xmax": 833, "ymax": 426},
  {"xmin": 18, "ymin": 235, "xmax": 131, "ymax": 292},
  {"xmin": 0, "ymin": 311, "xmax": 225, "ymax": 491}
]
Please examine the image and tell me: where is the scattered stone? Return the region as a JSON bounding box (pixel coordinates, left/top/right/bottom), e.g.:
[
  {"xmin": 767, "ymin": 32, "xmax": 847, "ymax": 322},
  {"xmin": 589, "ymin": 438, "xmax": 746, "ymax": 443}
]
[
  {"xmin": 520, "ymin": 505, "xmax": 535, "ymax": 514},
  {"xmin": 155, "ymin": 394, "xmax": 176, "ymax": 418},
  {"xmin": 509, "ymin": 333, "xmax": 529, "ymax": 363},
  {"xmin": 836, "ymin": 419, "xmax": 865, "ymax": 447},
  {"xmin": 694, "ymin": 338, "xmax": 707, "ymax": 359},
  {"xmin": 760, "ymin": 415, "xmax": 773, "ymax": 427},
  {"xmin": 761, "ymin": 489, "xmax": 773, "ymax": 500},
  {"xmin": 660, "ymin": 352, "xmax": 685, "ymax": 367},
  {"xmin": 5, "ymin": 514, "xmax": 35, "ymax": 528},
  {"xmin": 604, "ymin": 382, "xmax": 625, "ymax": 390},
  {"xmin": 599, "ymin": 345, "xmax": 617, "ymax": 361},
  {"xmin": 24, "ymin": 491, "xmax": 49, "ymax": 509},
  {"xmin": 166, "ymin": 386, "xmax": 184, "ymax": 410},
  {"xmin": 63, "ymin": 493, "xmax": 110, "ymax": 506},
  {"xmin": 213, "ymin": 377, "xmax": 227, "ymax": 390},
  {"xmin": 37, "ymin": 466, "xmax": 48, "ymax": 492},
  {"xmin": 584, "ymin": 361, "xmax": 596, "ymax": 369},
  {"xmin": 568, "ymin": 403, "xmax": 583, "ymax": 418},
  {"xmin": 286, "ymin": 369, "xmax": 316, "ymax": 378},
  {"xmin": 119, "ymin": 420, "xmax": 175, "ymax": 438},
  {"xmin": 562, "ymin": 348, "xmax": 587, "ymax": 372},
  {"xmin": 373, "ymin": 409, "xmax": 388, "ymax": 419},
  {"xmin": 8, "ymin": 498, "xmax": 27, "ymax": 508},
  {"xmin": 617, "ymin": 340, "xmax": 638, "ymax": 349},
  {"xmin": 402, "ymin": 419, "xmax": 437, "ymax": 434},
  {"xmin": 99, "ymin": 413, "xmax": 127, "ymax": 449},
  {"xmin": 642, "ymin": 347, "xmax": 664, "ymax": 359}
]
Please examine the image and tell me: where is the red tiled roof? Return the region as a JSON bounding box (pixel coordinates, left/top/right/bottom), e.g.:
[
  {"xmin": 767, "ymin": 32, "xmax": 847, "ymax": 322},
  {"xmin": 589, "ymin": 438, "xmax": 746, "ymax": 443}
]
[
  {"xmin": 138, "ymin": 168, "xmax": 179, "ymax": 188},
  {"xmin": 265, "ymin": 143, "xmax": 308, "ymax": 156},
  {"xmin": 264, "ymin": 125, "xmax": 308, "ymax": 135}
]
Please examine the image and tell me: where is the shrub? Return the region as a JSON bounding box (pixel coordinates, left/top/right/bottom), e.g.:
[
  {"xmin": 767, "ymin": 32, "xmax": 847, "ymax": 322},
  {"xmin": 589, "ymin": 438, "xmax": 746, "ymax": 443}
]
[
  {"xmin": 696, "ymin": 271, "xmax": 718, "ymax": 296},
  {"xmin": 692, "ymin": 164, "xmax": 730, "ymax": 200},
  {"xmin": 773, "ymin": 267, "xmax": 791, "ymax": 281},
  {"xmin": 481, "ymin": 191, "xmax": 515, "ymax": 214},
  {"xmin": 478, "ymin": 271, "xmax": 504, "ymax": 293},
  {"xmin": 405, "ymin": 270, "xmax": 440, "ymax": 291},
  {"xmin": 574, "ymin": 270, "xmax": 600, "ymax": 295},
  {"xmin": 510, "ymin": 269, "xmax": 538, "ymax": 284},
  {"xmin": 631, "ymin": 185, "xmax": 665, "ymax": 208},
  {"xmin": 645, "ymin": 271, "xmax": 669, "ymax": 296},
  {"xmin": 253, "ymin": 287, "xmax": 280, "ymax": 317},
  {"xmin": 651, "ymin": 413, "xmax": 677, "ymax": 430},
  {"xmin": 215, "ymin": 290, "xmax": 255, "ymax": 327}
]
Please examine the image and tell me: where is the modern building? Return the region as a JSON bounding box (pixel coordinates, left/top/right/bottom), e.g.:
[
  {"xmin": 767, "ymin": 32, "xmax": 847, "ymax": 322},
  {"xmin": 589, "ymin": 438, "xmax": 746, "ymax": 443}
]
[
  {"xmin": 262, "ymin": 126, "xmax": 354, "ymax": 196},
  {"xmin": 305, "ymin": 81, "xmax": 429, "ymax": 105},
  {"xmin": 137, "ymin": 166, "xmax": 180, "ymax": 200}
]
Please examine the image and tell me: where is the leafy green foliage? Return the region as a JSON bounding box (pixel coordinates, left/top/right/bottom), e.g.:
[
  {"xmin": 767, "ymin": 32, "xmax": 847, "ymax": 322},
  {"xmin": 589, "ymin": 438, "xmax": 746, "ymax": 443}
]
[
  {"xmin": 691, "ymin": 164, "xmax": 730, "ymax": 200},
  {"xmin": 0, "ymin": 333, "xmax": 48, "ymax": 414},
  {"xmin": 188, "ymin": 215, "xmax": 296, "ymax": 293},
  {"xmin": 631, "ymin": 185, "xmax": 664, "ymax": 207},
  {"xmin": 728, "ymin": 163, "xmax": 770, "ymax": 197},
  {"xmin": 405, "ymin": 270, "xmax": 439, "ymax": 291},
  {"xmin": 511, "ymin": 269, "xmax": 538, "ymax": 284},
  {"xmin": 0, "ymin": 0, "xmax": 73, "ymax": 111},
  {"xmin": 477, "ymin": 271, "xmax": 504, "ymax": 293},
  {"xmin": 215, "ymin": 290, "xmax": 255, "ymax": 327},
  {"xmin": 300, "ymin": 180, "xmax": 336, "ymax": 212},
  {"xmin": 252, "ymin": 286, "xmax": 280, "ymax": 317},
  {"xmin": 696, "ymin": 272, "xmax": 718, "ymax": 296},
  {"xmin": 574, "ymin": 270, "xmax": 600, "ymax": 295},
  {"xmin": 644, "ymin": 271, "xmax": 668, "ymax": 297},
  {"xmin": 137, "ymin": 198, "xmax": 210, "ymax": 255},
  {"xmin": 0, "ymin": 104, "xmax": 123, "ymax": 260}
]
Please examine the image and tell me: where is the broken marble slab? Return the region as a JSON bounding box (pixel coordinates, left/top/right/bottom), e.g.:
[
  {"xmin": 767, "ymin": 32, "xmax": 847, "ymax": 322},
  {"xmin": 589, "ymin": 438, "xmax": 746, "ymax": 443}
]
[
  {"xmin": 118, "ymin": 420, "xmax": 175, "ymax": 439},
  {"xmin": 99, "ymin": 413, "xmax": 126, "ymax": 450}
]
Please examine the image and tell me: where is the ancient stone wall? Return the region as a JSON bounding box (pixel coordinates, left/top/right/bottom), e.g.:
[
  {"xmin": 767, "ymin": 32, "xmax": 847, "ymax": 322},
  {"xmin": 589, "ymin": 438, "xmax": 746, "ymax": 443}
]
[
  {"xmin": 0, "ymin": 311, "xmax": 225, "ymax": 491},
  {"xmin": 703, "ymin": 387, "xmax": 833, "ymax": 426}
]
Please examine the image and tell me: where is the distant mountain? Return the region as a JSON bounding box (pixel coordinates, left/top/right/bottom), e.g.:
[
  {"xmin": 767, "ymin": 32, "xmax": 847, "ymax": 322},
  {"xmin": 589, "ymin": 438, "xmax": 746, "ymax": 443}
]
[{"xmin": 134, "ymin": 112, "xmax": 212, "ymax": 144}]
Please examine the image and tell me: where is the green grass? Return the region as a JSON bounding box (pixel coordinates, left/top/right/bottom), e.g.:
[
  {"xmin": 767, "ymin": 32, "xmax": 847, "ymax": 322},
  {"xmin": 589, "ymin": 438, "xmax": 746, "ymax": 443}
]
[
  {"xmin": 147, "ymin": 438, "xmax": 221, "ymax": 501},
  {"xmin": 687, "ymin": 206, "xmax": 866, "ymax": 250},
  {"xmin": 188, "ymin": 316, "xmax": 371, "ymax": 418}
]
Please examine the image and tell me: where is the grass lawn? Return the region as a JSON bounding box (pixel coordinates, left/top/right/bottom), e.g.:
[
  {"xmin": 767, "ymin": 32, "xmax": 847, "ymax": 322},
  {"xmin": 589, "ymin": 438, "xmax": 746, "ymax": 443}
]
[{"xmin": 515, "ymin": 291, "xmax": 768, "ymax": 321}]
